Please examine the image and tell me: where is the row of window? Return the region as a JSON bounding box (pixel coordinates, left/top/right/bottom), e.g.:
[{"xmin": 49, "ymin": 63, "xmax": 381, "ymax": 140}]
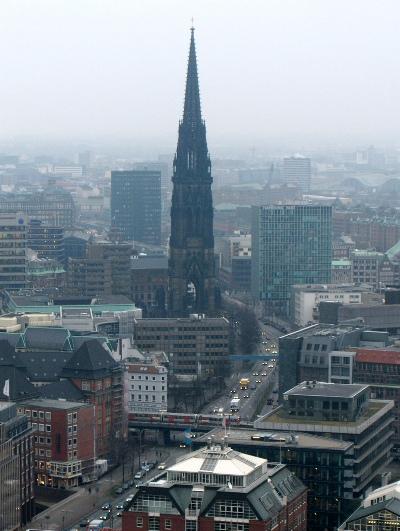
[
  {"xmin": 131, "ymin": 384, "xmax": 166, "ymax": 391},
  {"xmin": 130, "ymin": 375, "xmax": 165, "ymax": 381},
  {"xmin": 131, "ymin": 394, "xmax": 165, "ymax": 402}
]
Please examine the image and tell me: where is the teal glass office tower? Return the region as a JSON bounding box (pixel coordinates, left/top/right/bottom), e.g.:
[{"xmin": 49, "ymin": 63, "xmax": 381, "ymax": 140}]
[{"xmin": 251, "ymin": 204, "xmax": 332, "ymax": 316}]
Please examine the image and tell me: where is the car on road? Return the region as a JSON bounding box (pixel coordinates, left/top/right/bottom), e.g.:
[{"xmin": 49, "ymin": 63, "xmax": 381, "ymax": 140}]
[
  {"xmin": 252, "ymin": 372, "xmax": 259, "ymax": 376},
  {"xmin": 134, "ymin": 470, "xmax": 145, "ymax": 479},
  {"xmin": 261, "ymin": 372, "xmax": 267, "ymax": 376},
  {"xmin": 255, "ymin": 379, "xmax": 261, "ymax": 384},
  {"xmin": 116, "ymin": 511, "xmax": 123, "ymax": 517},
  {"xmin": 122, "ymin": 482, "xmax": 130, "ymax": 490},
  {"xmin": 230, "ymin": 389, "xmax": 237, "ymax": 394},
  {"xmin": 179, "ymin": 443, "xmax": 187, "ymax": 448},
  {"xmin": 135, "ymin": 481, "xmax": 145, "ymax": 488},
  {"xmin": 126, "ymin": 494, "xmax": 134, "ymax": 502},
  {"xmin": 262, "ymin": 362, "xmax": 268, "ymax": 365},
  {"xmin": 116, "ymin": 502, "xmax": 125, "ymax": 510},
  {"xmin": 115, "ymin": 487, "xmax": 123, "ymax": 495},
  {"xmin": 158, "ymin": 462, "xmax": 167, "ymax": 470},
  {"xmin": 101, "ymin": 502, "xmax": 112, "ymax": 510},
  {"xmin": 99, "ymin": 512, "xmax": 110, "ymax": 521},
  {"xmin": 79, "ymin": 519, "xmax": 90, "ymax": 527},
  {"xmin": 243, "ymin": 394, "xmax": 249, "ymax": 399}
]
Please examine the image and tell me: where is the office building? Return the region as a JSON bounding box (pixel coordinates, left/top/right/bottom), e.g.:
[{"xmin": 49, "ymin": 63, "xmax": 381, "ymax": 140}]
[
  {"xmin": 0, "ymin": 401, "xmax": 34, "ymax": 528},
  {"xmin": 18, "ymin": 398, "xmax": 95, "ymax": 487},
  {"xmin": 0, "ymin": 187, "xmax": 75, "ymax": 228},
  {"xmin": 111, "ymin": 169, "xmax": 161, "ymax": 245},
  {"xmin": 339, "ymin": 480, "xmax": 400, "ymax": 530},
  {"xmin": 255, "ymin": 381, "xmax": 394, "ymax": 531},
  {"xmin": 168, "ymin": 29, "xmax": 216, "ymax": 316},
  {"xmin": 195, "ymin": 427, "xmax": 356, "ymax": 531},
  {"xmin": 331, "ymin": 259, "xmax": 352, "ymax": 283},
  {"xmin": 27, "ymin": 219, "xmax": 64, "ymax": 263},
  {"xmin": 130, "ymin": 255, "xmax": 168, "ymax": 316},
  {"xmin": 0, "ymin": 213, "xmax": 28, "ymax": 291},
  {"xmin": 283, "ymin": 155, "xmax": 311, "ymax": 193},
  {"xmin": 352, "ymin": 347, "xmax": 400, "ymax": 451},
  {"xmin": 67, "ymin": 240, "xmax": 132, "ymax": 297},
  {"xmin": 351, "ymin": 249, "xmax": 384, "ymax": 288},
  {"xmin": 251, "ymin": 204, "xmax": 332, "ymax": 316},
  {"xmin": 122, "ymin": 441, "xmax": 307, "ymax": 531},
  {"xmin": 278, "ymin": 323, "xmax": 389, "ymax": 396},
  {"xmin": 290, "ymin": 283, "xmax": 380, "ymax": 327},
  {"xmin": 133, "ymin": 315, "xmax": 229, "ymax": 378}
]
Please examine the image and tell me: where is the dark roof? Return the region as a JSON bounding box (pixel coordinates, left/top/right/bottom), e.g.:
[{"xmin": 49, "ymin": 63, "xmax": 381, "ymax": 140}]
[
  {"xmin": 286, "ymin": 381, "xmax": 368, "ymax": 398},
  {"xmin": 19, "ymin": 351, "xmax": 74, "ymax": 382},
  {"xmin": 345, "ymin": 497, "xmax": 400, "ymax": 523},
  {"xmin": 0, "ymin": 366, "xmax": 39, "ymax": 401},
  {"xmin": 24, "ymin": 327, "xmax": 72, "ymax": 351},
  {"xmin": 0, "ymin": 340, "xmax": 24, "ymax": 368},
  {"xmin": 0, "ymin": 332, "xmax": 23, "ymax": 348},
  {"xmin": 61, "ymin": 339, "xmax": 119, "ymax": 379},
  {"xmin": 39, "ymin": 380, "xmax": 85, "ymax": 401}
]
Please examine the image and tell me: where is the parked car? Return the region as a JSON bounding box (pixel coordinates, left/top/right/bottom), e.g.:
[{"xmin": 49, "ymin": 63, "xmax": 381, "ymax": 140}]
[
  {"xmin": 134, "ymin": 470, "xmax": 145, "ymax": 480},
  {"xmin": 158, "ymin": 462, "xmax": 167, "ymax": 470},
  {"xmin": 122, "ymin": 482, "xmax": 130, "ymax": 490},
  {"xmin": 101, "ymin": 502, "xmax": 112, "ymax": 511},
  {"xmin": 115, "ymin": 487, "xmax": 123, "ymax": 495}
]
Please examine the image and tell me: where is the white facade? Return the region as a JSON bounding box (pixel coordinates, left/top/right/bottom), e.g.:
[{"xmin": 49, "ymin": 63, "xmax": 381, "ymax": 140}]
[
  {"xmin": 126, "ymin": 362, "xmax": 167, "ymax": 413},
  {"xmin": 328, "ymin": 351, "xmax": 355, "ymax": 384},
  {"xmin": 292, "ymin": 285, "xmax": 367, "ymax": 327}
]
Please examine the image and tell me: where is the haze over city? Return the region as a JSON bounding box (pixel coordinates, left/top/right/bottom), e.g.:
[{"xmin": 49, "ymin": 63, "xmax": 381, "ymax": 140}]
[{"xmin": 1, "ymin": 0, "xmax": 400, "ymax": 156}]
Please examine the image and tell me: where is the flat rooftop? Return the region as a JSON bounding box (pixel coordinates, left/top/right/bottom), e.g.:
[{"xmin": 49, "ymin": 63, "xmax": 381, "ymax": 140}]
[
  {"xmin": 280, "ymin": 323, "xmax": 364, "ymax": 341},
  {"xmin": 195, "ymin": 428, "xmax": 352, "ymax": 451},
  {"xmin": 286, "ymin": 381, "xmax": 369, "ymax": 398},
  {"xmin": 292, "ymin": 283, "xmax": 372, "ymax": 293},
  {"xmin": 20, "ymin": 398, "xmax": 89, "ymax": 410},
  {"xmin": 257, "ymin": 400, "xmax": 390, "ymax": 429}
]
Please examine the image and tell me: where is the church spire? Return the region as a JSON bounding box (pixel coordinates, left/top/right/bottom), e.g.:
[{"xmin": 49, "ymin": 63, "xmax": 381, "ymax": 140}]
[{"xmin": 182, "ymin": 27, "xmax": 202, "ymax": 126}]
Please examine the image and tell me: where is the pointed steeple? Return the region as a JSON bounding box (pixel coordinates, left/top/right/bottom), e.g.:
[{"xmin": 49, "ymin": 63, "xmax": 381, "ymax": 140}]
[{"xmin": 183, "ymin": 27, "xmax": 202, "ymax": 125}]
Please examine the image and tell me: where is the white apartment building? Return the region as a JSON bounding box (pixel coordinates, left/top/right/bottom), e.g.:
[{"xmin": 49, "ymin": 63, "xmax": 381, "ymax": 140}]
[
  {"xmin": 283, "ymin": 154, "xmax": 311, "ymax": 193},
  {"xmin": 125, "ymin": 362, "xmax": 168, "ymax": 413},
  {"xmin": 291, "ymin": 283, "xmax": 377, "ymax": 327}
]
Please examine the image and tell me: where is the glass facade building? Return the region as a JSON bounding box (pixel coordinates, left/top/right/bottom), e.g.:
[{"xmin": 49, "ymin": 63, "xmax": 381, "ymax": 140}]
[
  {"xmin": 111, "ymin": 170, "xmax": 161, "ymax": 245},
  {"xmin": 251, "ymin": 204, "xmax": 332, "ymax": 316}
]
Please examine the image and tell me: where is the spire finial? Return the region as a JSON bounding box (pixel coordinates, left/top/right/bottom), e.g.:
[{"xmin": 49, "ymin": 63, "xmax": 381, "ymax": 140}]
[{"xmin": 191, "ymin": 17, "xmax": 194, "ymax": 32}]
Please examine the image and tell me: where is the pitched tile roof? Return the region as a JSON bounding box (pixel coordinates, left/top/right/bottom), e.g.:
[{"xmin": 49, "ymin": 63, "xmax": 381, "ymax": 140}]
[
  {"xmin": 61, "ymin": 339, "xmax": 119, "ymax": 379},
  {"xmin": 356, "ymin": 348, "xmax": 400, "ymax": 365}
]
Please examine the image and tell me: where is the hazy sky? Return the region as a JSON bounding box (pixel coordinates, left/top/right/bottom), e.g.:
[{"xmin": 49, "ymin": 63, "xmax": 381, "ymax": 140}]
[{"xmin": 1, "ymin": 0, "xmax": 400, "ymax": 152}]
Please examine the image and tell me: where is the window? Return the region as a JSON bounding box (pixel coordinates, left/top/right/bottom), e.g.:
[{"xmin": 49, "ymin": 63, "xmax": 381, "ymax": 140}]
[
  {"xmin": 164, "ymin": 519, "xmax": 172, "ymax": 530},
  {"xmin": 46, "ymin": 425, "xmax": 51, "ymax": 432},
  {"xmin": 39, "ymin": 411, "xmax": 44, "ymax": 419},
  {"xmin": 45, "ymin": 411, "xmax": 51, "ymax": 421},
  {"xmin": 81, "ymin": 380, "xmax": 90, "ymax": 391},
  {"xmin": 149, "ymin": 517, "xmax": 160, "ymax": 531},
  {"xmin": 136, "ymin": 517, "xmax": 143, "ymax": 528}
]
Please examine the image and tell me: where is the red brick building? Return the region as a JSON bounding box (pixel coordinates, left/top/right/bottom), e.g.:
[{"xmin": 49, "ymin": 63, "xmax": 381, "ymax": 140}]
[
  {"xmin": 354, "ymin": 347, "xmax": 400, "ymax": 448},
  {"xmin": 18, "ymin": 398, "xmax": 95, "ymax": 488},
  {"xmin": 122, "ymin": 441, "xmax": 307, "ymax": 531},
  {"xmin": 60, "ymin": 339, "xmax": 124, "ymax": 457}
]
